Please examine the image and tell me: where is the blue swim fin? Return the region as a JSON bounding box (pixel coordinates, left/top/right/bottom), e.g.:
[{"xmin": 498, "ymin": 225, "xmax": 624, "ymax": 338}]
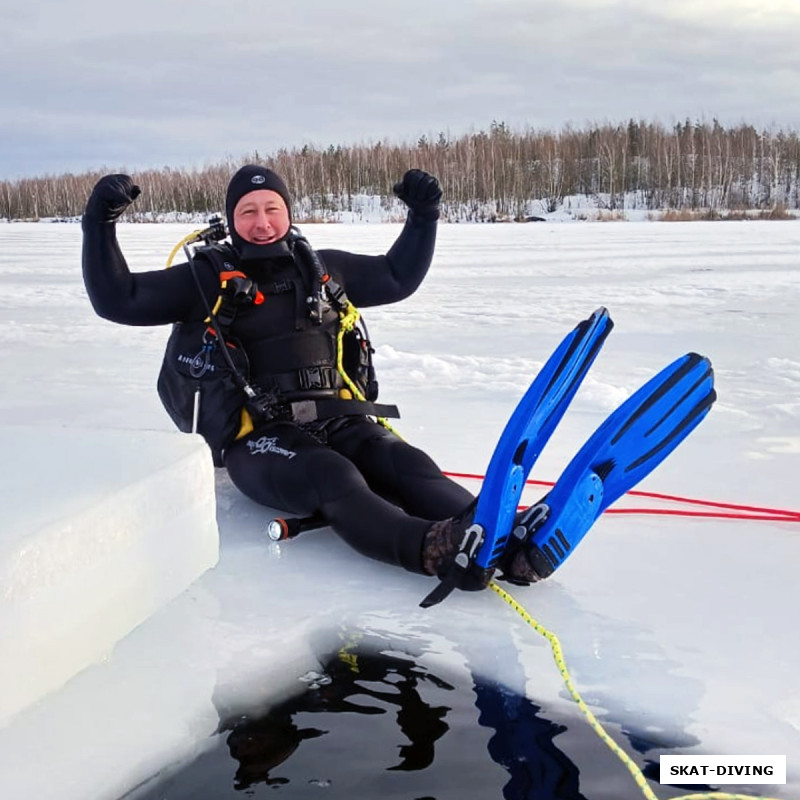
[
  {"xmin": 513, "ymin": 352, "xmax": 716, "ymax": 580},
  {"xmin": 421, "ymin": 307, "xmax": 613, "ymax": 607}
]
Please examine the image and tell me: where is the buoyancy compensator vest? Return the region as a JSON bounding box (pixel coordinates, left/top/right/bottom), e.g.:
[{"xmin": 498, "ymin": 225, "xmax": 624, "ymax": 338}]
[{"xmin": 156, "ymin": 220, "xmax": 399, "ymax": 465}]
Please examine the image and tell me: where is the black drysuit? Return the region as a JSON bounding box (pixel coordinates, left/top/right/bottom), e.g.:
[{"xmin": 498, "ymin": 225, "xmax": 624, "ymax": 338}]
[{"xmin": 82, "ymin": 210, "xmax": 473, "ymax": 574}]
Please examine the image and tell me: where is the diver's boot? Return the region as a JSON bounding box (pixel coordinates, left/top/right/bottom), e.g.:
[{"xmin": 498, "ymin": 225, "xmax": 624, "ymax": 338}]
[
  {"xmin": 421, "ymin": 502, "xmax": 477, "ymax": 579},
  {"xmin": 495, "ymin": 505, "xmax": 549, "ymax": 585},
  {"xmin": 421, "ymin": 500, "xmax": 502, "ymax": 596}
]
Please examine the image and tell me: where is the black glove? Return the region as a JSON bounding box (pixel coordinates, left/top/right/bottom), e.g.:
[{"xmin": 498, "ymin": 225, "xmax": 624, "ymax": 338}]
[
  {"xmin": 83, "ymin": 174, "xmax": 141, "ymax": 223},
  {"xmin": 393, "ymin": 169, "xmax": 442, "ymax": 221}
]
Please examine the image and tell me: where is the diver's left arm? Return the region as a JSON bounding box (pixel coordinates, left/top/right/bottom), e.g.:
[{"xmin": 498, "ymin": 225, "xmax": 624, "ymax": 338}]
[{"xmin": 321, "ymin": 169, "xmax": 442, "ymax": 307}]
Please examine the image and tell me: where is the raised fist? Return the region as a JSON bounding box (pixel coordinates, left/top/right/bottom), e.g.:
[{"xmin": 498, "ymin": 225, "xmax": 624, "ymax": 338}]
[
  {"xmin": 84, "ymin": 174, "xmax": 141, "ymax": 223},
  {"xmin": 393, "ymin": 169, "xmax": 442, "ymax": 220}
]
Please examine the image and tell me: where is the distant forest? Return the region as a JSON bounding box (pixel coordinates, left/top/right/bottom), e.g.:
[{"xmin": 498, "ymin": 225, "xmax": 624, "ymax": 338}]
[{"xmin": 2, "ymin": 119, "xmax": 799, "ymax": 222}]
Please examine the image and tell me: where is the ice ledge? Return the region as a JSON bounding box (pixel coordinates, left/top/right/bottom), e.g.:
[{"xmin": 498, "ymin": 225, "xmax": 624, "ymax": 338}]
[{"xmin": 0, "ymin": 425, "xmax": 219, "ymax": 726}]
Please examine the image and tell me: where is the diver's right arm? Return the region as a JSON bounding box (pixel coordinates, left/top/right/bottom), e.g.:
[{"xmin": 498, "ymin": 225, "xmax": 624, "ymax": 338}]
[{"xmin": 82, "ymin": 174, "xmax": 210, "ymax": 325}]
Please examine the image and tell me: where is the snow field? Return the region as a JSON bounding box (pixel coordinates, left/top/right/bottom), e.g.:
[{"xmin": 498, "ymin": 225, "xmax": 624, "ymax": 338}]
[{"xmin": 0, "ymin": 220, "xmax": 798, "ymax": 799}]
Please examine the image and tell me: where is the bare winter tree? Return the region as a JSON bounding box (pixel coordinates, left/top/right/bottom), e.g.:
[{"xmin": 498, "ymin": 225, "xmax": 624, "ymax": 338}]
[{"xmin": 1, "ymin": 120, "xmax": 798, "ymax": 221}]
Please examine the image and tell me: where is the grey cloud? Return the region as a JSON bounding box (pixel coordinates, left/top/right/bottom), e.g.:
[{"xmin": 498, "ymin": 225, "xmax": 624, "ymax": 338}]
[{"xmin": 2, "ymin": 0, "xmax": 798, "ymax": 178}]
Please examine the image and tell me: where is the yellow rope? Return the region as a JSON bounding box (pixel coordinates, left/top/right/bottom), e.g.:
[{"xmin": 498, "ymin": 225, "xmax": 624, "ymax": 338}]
[
  {"xmin": 335, "ymin": 300, "xmax": 398, "ymax": 435},
  {"xmin": 335, "ymin": 301, "xmax": 365, "ymax": 400},
  {"xmin": 488, "ymin": 581, "xmax": 789, "ymax": 800}
]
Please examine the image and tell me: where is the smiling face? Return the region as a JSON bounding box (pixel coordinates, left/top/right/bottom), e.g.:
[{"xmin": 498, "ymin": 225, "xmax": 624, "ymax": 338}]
[{"xmin": 232, "ymin": 190, "xmax": 291, "ymax": 245}]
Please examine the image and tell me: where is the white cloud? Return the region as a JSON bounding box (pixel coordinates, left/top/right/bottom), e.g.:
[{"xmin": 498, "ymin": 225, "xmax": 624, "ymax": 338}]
[{"xmin": 651, "ymin": 0, "xmax": 800, "ymax": 27}]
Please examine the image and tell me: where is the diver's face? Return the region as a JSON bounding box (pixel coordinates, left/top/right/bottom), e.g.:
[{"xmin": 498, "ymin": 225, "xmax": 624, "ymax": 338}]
[{"xmin": 233, "ymin": 190, "xmax": 290, "ymax": 244}]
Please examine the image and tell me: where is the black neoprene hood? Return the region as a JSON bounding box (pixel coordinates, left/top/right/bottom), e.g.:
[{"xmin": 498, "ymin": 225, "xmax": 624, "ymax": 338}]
[{"xmin": 225, "ymin": 165, "xmax": 293, "ymax": 254}]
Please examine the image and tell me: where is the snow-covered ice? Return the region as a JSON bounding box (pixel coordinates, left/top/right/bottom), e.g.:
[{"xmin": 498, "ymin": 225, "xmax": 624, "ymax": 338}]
[
  {"xmin": 0, "ymin": 219, "xmax": 798, "ymax": 799},
  {"xmin": 0, "ymin": 425, "xmax": 218, "ymax": 727}
]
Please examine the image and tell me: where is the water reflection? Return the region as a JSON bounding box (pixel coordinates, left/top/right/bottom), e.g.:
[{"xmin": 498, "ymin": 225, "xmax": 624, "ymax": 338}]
[
  {"xmin": 133, "ymin": 616, "xmax": 705, "ymax": 799},
  {"xmin": 213, "ymin": 629, "xmax": 588, "ymax": 799},
  {"xmin": 475, "ymin": 681, "xmax": 586, "ymax": 800},
  {"xmin": 221, "ymin": 645, "xmax": 453, "ymax": 789}
]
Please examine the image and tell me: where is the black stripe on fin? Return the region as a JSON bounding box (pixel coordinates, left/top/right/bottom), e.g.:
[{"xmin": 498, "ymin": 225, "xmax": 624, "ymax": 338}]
[
  {"xmin": 625, "ymin": 387, "xmax": 716, "ymax": 473},
  {"xmin": 610, "ymin": 353, "xmax": 708, "ymax": 447},
  {"xmin": 644, "ymin": 363, "xmax": 714, "ymax": 439},
  {"xmin": 593, "ymin": 458, "xmax": 616, "ymax": 481},
  {"xmin": 540, "ymin": 308, "xmax": 613, "ymax": 429}
]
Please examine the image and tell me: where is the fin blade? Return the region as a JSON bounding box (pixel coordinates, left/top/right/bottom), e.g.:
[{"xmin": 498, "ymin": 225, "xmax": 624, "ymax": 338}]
[
  {"xmin": 596, "ymin": 353, "xmax": 716, "ymax": 511},
  {"xmin": 517, "ymin": 352, "xmax": 717, "ymax": 576},
  {"xmin": 471, "ymin": 307, "xmax": 613, "ymax": 570}
]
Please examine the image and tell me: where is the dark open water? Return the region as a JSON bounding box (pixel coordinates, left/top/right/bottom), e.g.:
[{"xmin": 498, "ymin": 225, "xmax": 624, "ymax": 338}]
[{"xmin": 123, "ymin": 628, "xmax": 686, "ymax": 800}]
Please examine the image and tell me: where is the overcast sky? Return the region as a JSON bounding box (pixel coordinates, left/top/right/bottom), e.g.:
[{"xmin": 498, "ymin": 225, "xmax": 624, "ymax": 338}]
[{"xmin": 3, "ymin": 0, "xmax": 799, "ymax": 180}]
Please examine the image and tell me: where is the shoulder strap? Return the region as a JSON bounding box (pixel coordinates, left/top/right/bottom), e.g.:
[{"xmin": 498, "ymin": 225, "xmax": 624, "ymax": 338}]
[
  {"xmin": 195, "ymin": 241, "xmax": 237, "ymax": 269},
  {"xmin": 289, "ymin": 229, "xmax": 349, "ymax": 322},
  {"xmin": 194, "ymin": 243, "xmax": 263, "ymax": 332},
  {"xmin": 180, "ymin": 241, "xmax": 257, "ymax": 401}
]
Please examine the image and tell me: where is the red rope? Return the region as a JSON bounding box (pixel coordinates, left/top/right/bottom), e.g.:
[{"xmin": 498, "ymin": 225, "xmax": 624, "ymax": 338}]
[{"xmin": 443, "ymin": 471, "xmax": 800, "ymax": 523}]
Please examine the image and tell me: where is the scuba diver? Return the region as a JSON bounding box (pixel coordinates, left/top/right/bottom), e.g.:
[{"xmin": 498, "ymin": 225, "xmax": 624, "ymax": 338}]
[{"xmin": 81, "ymin": 166, "xmax": 540, "ymax": 587}]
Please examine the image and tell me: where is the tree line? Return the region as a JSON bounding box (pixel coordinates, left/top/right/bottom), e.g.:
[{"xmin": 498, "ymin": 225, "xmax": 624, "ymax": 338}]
[{"xmin": 2, "ymin": 119, "xmax": 799, "ymax": 222}]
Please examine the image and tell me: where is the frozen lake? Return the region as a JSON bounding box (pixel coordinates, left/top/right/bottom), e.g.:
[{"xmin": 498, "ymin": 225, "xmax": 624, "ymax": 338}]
[{"xmin": 0, "ymin": 219, "xmax": 798, "ymax": 799}]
